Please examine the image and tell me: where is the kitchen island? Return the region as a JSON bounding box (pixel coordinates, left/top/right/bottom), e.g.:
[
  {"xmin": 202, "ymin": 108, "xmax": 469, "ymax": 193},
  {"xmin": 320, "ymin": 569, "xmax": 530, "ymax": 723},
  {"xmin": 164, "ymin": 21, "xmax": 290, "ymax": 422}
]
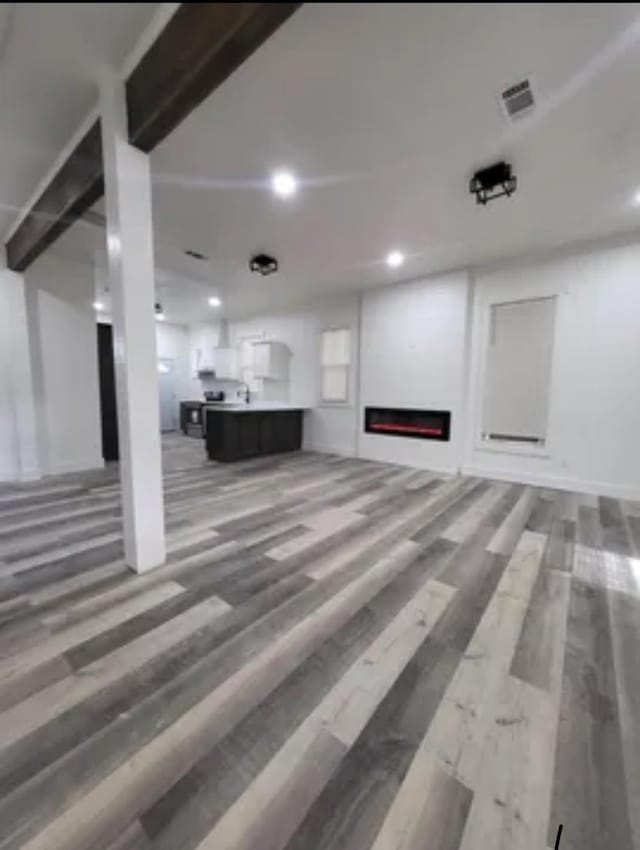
[{"xmin": 204, "ymin": 403, "xmax": 306, "ymax": 462}]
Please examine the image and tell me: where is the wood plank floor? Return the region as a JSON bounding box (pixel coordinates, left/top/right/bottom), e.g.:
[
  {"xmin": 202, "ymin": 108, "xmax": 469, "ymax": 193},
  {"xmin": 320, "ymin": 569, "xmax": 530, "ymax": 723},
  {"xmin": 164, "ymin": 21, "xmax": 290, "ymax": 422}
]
[{"xmin": 0, "ymin": 434, "xmax": 638, "ymax": 850}]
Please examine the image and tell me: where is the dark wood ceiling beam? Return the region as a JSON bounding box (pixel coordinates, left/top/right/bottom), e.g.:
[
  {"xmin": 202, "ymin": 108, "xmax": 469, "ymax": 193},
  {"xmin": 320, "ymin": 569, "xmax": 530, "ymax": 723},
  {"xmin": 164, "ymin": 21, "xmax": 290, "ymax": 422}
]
[
  {"xmin": 127, "ymin": 3, "xmax": 301, "ymax": 152},
  {"xmin": 6, "ymin": 2, "xmax": 301, "ymax": 272},
  {"xmin": 6, "ymin": 121, "xmax": 103, "ymax": 272}
]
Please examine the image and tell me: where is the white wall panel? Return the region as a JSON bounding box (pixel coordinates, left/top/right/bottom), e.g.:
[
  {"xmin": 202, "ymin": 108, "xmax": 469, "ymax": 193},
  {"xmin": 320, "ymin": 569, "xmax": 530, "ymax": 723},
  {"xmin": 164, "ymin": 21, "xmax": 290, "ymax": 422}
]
[{"xmin": 358, "ymin": 272, "xmax": 470, "ymax": 473}]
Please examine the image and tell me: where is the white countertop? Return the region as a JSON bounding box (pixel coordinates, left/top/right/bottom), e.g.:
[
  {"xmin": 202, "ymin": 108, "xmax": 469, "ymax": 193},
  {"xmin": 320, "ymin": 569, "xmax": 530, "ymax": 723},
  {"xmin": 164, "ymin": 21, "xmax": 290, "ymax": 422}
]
[{"xmin": 203, "ymin": 402, "xmax": 309, "ymax": 413}]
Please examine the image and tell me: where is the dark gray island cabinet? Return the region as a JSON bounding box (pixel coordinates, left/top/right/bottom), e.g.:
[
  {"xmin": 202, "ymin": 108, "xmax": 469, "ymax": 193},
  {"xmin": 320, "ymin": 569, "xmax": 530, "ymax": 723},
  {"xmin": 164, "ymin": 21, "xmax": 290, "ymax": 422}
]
[{"xmin": 204, "ymin": 405, "xmax": 305, "ymax": 462}]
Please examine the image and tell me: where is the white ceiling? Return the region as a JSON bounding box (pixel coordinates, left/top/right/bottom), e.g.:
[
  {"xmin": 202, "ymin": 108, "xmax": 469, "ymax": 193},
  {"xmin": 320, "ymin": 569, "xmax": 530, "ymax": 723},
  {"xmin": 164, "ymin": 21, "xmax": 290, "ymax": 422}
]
[
  {"xmin": 0, "ymin": 2, "xmax": 159, "ymax": 239},
  {"xmin": 42, "ymin": 4, "xmax": 640, "ymax": 322}
]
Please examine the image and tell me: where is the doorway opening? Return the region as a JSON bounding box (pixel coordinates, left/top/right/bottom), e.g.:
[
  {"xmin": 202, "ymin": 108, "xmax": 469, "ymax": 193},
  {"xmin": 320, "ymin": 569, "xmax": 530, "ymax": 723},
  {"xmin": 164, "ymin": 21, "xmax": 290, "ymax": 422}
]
[
  {"xmin": 96, "ymin": 323, "xmax": 119, "ymax": 462},
  {"xmin": 158, "ymin": 358, "xmax": 177, "ymax": 432}
]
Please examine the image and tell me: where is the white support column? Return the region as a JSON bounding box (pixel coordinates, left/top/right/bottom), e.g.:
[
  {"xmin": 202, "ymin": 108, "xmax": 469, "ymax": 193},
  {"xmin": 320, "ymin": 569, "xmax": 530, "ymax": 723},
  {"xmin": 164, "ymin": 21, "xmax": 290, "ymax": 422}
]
[
  {"xmin": 100, "ymin": 78, "xmax": 166, "ymax": 573},
  {"xmin": 0, "ymin": 256, "xmax": 41, "ymax": 482}
]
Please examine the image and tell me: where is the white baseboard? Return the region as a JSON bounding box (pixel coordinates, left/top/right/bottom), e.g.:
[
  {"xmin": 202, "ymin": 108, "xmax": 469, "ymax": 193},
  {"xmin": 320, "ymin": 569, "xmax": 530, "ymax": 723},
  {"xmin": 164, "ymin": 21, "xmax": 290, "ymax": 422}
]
[
  {"xmin": 307, "ymin": 442, "xmax": 459, "ymax": 475},
  {"xmin": 0, "ymin": 465, "xmax": 42, "ymax": 483},
  {"xmin": 463, "ymin": 464, "xmax": 640, "ymax": 501},
  {"xmin": 19, "ymin": 465, "xmax": 42, "ymax": 482},
  {"xmin": 303, "ymin": 442, "xmax": 356, "ymax": 457},
  {"xmin": 357, "ymin": 451, "xmax": 459, "ymax": 477},
  {"xmin": 48, "ymin": 456, "xmax": 106, "ymax": 476}
]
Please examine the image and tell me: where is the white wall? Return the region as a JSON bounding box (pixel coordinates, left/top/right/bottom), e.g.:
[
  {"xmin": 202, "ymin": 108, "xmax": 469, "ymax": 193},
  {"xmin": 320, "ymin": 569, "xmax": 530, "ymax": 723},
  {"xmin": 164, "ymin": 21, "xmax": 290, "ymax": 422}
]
[
  {"xmin": 25, "ymin": 255, "xmax": 103, "ymax": 476},
  {"xmin": 185, "ymin": 296, "xmax": 361, "ymax": 455},
  {"xmin": 358, "ymin": 272, "xmax": 470, "ymax": 473},
  {"xmin": 0, "ymin": 307, "xmax": 15, "ymax": 479},
  {"xmin": 228, "ymin": 296, "xmax": 361, "ymax": 455},
  {"xmin": 3, "ymin": 235, "xmax": 636, "ymax": 499},
  {"xmin": 465, "ymin": 242, "xmax": 640, "ymax": 499},
  {"xmin": 156, "ymin": 322, "xmax": 199, "ymax": 424},
  {"xmin": 0, "ymin": 267, "xmax": 40, "ymax": 481}
]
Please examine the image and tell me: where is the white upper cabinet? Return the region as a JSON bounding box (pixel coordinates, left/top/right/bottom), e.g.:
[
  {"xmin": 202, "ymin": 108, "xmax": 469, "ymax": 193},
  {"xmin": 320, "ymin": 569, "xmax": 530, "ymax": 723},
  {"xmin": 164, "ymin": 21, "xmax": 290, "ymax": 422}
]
[
  {"xmin": 191, "ymin": 347, "xmax": 239, "ymax": 379},
  {"xmin": 197, "ymin": 349, "xmax": 216, "ymax": 374},
  {"xmin": 214, "ymin": 347, "xmax": 239, "ymax": 380},
  {"xmin": 251, "ymin": 341, "xmax": 290, "ymax": 380},
  {"xmin": 190, "ymin": 345, "xmax": 215, "ymax": 376}
]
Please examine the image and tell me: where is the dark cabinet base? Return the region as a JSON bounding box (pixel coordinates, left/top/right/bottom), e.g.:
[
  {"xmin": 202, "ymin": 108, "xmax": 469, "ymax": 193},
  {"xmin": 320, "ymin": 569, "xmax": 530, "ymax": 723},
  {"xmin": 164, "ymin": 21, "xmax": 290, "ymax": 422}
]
[{"xmin": 205, "ymin": 409, "xmax": 303, "ymax": 462}]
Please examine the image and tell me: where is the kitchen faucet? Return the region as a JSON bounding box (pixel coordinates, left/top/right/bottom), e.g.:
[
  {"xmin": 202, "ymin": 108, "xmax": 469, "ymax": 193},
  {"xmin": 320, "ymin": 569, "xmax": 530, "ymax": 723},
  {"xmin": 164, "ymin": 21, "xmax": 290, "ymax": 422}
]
[{"xmin": 237, "ymin": 382, "xmax": 251, "ymax": 404}]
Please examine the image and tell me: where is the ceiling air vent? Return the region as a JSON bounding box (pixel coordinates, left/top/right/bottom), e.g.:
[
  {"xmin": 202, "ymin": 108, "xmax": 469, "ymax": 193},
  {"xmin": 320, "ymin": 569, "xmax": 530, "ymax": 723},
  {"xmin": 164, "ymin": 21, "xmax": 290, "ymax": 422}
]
[
  {"xmin": 500, "ymin": 79, "xmax": 535, "ymax": 121},
  {"xmin": 184, "ymin": 249, "xmax": 208, "ymax": 261}
]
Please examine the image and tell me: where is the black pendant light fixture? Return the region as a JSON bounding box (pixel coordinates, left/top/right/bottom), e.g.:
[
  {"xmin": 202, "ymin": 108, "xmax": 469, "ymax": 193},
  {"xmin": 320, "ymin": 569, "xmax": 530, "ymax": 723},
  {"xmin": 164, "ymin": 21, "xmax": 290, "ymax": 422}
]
[
  {"xmin": 250, "ymin": 253, "xmax": 278, "ymax": 276},
  {"xmin": 469, "ymin": 161, "xmax": 517, "ymax": 205}
]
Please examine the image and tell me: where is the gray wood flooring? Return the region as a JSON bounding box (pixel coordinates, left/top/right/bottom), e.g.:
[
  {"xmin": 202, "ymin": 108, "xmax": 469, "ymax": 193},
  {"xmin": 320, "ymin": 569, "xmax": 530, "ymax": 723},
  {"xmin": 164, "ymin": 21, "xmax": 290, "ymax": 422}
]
[{"xmin": 0, "ymin": 434, "xmax": 638, "ymax": 850}]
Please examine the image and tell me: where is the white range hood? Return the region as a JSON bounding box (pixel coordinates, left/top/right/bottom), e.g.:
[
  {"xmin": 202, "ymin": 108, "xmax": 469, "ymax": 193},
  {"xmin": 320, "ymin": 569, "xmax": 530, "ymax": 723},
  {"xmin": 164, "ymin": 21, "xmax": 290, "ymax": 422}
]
[
  {"xmin": 197, "ymin": 319, "xmax": 238, "ymax": 380},
  {"xmin": 216, "ymin": 318, "xmax": 231, "ymax": 351}
]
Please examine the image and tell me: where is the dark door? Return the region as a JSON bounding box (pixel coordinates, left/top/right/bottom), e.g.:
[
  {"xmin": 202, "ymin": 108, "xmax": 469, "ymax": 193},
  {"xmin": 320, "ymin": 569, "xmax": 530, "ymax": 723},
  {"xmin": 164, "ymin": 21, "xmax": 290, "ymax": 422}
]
[{"xmin": 97, "ymin": 323, "xmax": 119, "ymax": 461}]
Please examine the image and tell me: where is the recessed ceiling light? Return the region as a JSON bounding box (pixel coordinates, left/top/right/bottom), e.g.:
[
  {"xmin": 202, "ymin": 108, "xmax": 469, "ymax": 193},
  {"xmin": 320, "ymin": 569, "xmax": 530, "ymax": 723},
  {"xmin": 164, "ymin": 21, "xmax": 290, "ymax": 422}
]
[
  {"xmin": 633, "ymin": 190, "xmax": 640, "ymax": 206},
  {"xmin": 155, "ymin": 312, "xmax": 166, "ymax": 322},
  {"xmin": 92, "ymin": 300, "xmax": 104, "ymax": 311},
  {"xmin": 208, "ymin": 295, "xmax": 222, "ymax": 308},
  {"xmin": 271, "ymin": 170, "xmax": 297, "ymax": 199},
  {"xmin": 386, "ymin": 250, "xmax": 405, "ymax": 268}
]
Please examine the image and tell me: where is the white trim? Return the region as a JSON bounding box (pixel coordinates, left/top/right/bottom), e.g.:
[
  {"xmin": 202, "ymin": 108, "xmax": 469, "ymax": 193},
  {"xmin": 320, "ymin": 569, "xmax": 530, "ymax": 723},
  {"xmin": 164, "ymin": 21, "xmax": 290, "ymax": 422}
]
[
  {"xmin": 317, "ymin": 402, "xmax": 355, "ymax": 410},
  {"xmin": 48, "ymin": 456, "xmax": 105, "ymax": 476},
  {"xmin": 458, "ymin": 275, "xmax": 475, "ymax": 473},
  {"xmin": 462, "ymin": 464, "xmax": 640, "ymax": 502},
  {"xmin": 353, "ymin": 292, "xmax": 364, "ymax": 458},
  {"xmin": 19, "ymin": 465, "xmax": 42, "ymax": 483},
  {"xmin": 474, "ymin": 440, "xmax": 550, "ymax": 459},
  {"xmin": 303, "ymin": 442, "xmax": 356, "ymax": 458},
  {"xmin": 472, "ymin": 290, "xmax": 558, "ymax": 457},
  {"xmin": 463, "ymin": 268, "xmax": 567, "ymax": 471},
  {"xmin": 356, "ymin": 449, "xmax": 460, "ymax": 477},
  {"xmin": 0, "ymin": 466, "xmax": 43, "ymax": 484}
]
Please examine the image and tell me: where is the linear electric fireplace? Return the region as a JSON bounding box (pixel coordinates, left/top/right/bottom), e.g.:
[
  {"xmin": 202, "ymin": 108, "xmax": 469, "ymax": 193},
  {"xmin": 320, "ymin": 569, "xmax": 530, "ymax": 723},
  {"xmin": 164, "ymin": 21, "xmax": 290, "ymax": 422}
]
[{"xmin": 364, "ymin": 407, "xmax": 451, "ymax": 441}]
